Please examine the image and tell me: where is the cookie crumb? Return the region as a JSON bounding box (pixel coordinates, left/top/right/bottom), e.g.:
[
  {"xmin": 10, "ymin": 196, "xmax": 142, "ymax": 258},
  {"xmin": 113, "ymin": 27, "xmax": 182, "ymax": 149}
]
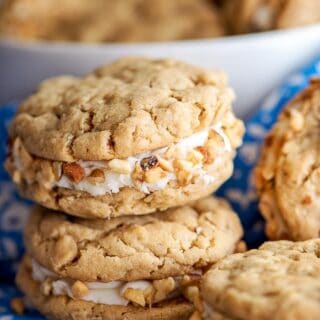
[{"xmin": 10, "ymin": 297, "xmax": 24, "ymax": 315}]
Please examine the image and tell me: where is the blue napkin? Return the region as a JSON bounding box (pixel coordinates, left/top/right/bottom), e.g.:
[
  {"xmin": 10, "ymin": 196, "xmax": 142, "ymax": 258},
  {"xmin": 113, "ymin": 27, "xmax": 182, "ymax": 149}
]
[{"xmin": 0, "ymin": 55, "xmax": 320, "ymax": 319}]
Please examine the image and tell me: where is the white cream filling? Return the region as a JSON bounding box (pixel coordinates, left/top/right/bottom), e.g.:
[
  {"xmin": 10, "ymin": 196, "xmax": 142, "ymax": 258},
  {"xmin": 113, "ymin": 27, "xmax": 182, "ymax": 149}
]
[
  {"xmin": 53, "ymin": 124, "xmax": 231, "ymax": 196},
  {"xmin": 31, "ymin": 259, "xmax": 154, "ymax": 306}
]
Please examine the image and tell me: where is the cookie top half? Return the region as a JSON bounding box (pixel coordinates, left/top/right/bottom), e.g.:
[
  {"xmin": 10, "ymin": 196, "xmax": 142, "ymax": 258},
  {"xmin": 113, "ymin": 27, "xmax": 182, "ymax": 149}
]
[
  {"xmin": 202, "ymin": 240, "xmax": 320, "ymax": 320},
  {"xmin": 24, "ymin": 196, "xmax": 243, "ymax": 282},
  {"xmin": 9, "ymin": 57, "xmax": 235, "ymax": 161},
  {"xmin": 255, "ymin": 79, "xmax": 320, "ymax": 240}
]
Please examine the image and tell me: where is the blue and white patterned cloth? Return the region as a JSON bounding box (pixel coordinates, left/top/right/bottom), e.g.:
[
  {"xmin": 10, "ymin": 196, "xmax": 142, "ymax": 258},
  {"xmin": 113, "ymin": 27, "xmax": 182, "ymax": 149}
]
[{"xmin": 1, "ymin": 55, "xmax": 320, "ymax": 319}]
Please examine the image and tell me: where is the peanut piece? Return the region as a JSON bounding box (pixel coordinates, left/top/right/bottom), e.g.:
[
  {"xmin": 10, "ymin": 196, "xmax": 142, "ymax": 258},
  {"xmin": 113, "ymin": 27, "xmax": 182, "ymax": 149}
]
[
  {"xmin": 122, "ymin": 288, "xmax": 146, "ymax": 307},
  {"xmin": 144, "ymin": 167, "xmax": 166, "ymax": 183},
  {"xmin": 157, "ymin": 157, "xmax": 174, "ymax": 172},
  {"xmin": 108, "ymin": 159, "xmax": 131, "ymax": 174},
  {"xmin": 289, "ymin": 109, "xmax": 304, "ymax": 131},
  {"xmin": 71, "ymin": 280, "xmax": 89, "ymax": 299},
  {"xmin": 62, "ymin": 163, "xmax": 85, "ymax": 182}
]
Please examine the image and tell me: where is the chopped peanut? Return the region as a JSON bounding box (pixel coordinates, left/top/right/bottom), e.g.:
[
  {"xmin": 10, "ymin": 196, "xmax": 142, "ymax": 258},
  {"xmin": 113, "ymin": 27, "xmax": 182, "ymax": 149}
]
[
  {"xmin": 71, "ymin": 280, "xmax": 89, "ymax": 299},
  {"xmin": 157, "ymin": 157, "xmax": 174, "ymax": 172},
  {"xmin": 108, "ymin": 159, "xmax": 131, "ymax": 174},
  {"xmin": 122, "ymin": 288, "xmax": 146, "ymax": 307},
  {"xmin": 173, "ymin": 159, "xmax": 193, "ymax": 171},
  {"xmin": 173, "ymin": 160, "xmax": 193, "ymax": 186},
  {"xmin": 132, "ymin": 163, "xmax": 144, "ymax": 181},
  {"xmin": 87, "ymin": 169, "xmax": 105, "ymax": 184},
  {"xmin": 289, "ymin": 109, "xmax": 304, "ymax": 131},
  {"xmin": 52, "ymin": 162, "xmax": 62, "ymax": 180},
  {"xmin": 187, "ymin": 149, "xmax": 204, "ymax": 165},
  {"xmin": 62, "ymin": 163, "xmax": 85, "ymax": 182},
  {"xmin": 40, "ymin": 278, "xmax": 53, "ymax": 296},
  {"xmin": 10, "ymin": 297, "xmax": 24, "ymax": 315},
  {"xmin": 183, "ymin": 286, "xmax": 203, "ymax": 312},
  {"xmin": 196, "ymin": 146, "xmax": 210, "ymax": 164},
  {"xmin": 144, "ymin": 167, "xmax": 166, "ymax": 183},
  {"xmin": 153, "ymin": 277, "xmax": 176, "ymax": 303}
]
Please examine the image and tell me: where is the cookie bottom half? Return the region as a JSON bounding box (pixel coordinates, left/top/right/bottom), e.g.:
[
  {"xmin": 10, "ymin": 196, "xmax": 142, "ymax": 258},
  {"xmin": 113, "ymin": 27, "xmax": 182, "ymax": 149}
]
[{"xmin": 16, "ymin": 256, "xmax": 194, "ymax": 320}]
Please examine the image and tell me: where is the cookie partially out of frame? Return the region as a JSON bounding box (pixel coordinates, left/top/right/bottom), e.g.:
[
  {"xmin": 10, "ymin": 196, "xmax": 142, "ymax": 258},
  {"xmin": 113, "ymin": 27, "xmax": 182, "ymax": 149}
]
[
  {"xmin": 222, "ymin": 0, "xmax": 320, "ymax": 34},
  {"xmin": 17, "ymin": 256, "xmax": 194, "ymax": 320},
  {"xmin": 255, "ymin": 79, "xmax": 320, "ymax": 240},
  {"xmin": 6, "ymin": 57, "xmax": 244, "ymax": 218},
  {"xmin": 24, "ymin": 196, "xmax": 243, "ymax": 282},
  {"xmin": 202, "ymin": 240, "xmax": 320, "ymax": 320}
]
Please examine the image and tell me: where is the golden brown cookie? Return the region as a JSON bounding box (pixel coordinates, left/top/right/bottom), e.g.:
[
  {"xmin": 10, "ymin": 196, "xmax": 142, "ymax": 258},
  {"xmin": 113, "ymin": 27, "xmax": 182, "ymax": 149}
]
[
  {"xmin": 222, "ymin": 0, "xmax": 320, "ymax": 34},
  {"xmin": 24, "ymin": 196, "xmax": 243, "ymax": 282},
  {"xmin": 17, "ymin": 256, "xmax": 194, "ymax": 320},
  {"xmin": 6, "ymin": 57, "xmax": 244, "ymax": 218},
  {"xmin": 0, "ymin": 0, "xmax": 225, "ymax": 43},
  {"xmin": 255, "ymin": 79, "xmax": 320, "ymax": 240},
  {"xmin": 201, "ymin": 240, "xmax": 320, "ymax": 320}
]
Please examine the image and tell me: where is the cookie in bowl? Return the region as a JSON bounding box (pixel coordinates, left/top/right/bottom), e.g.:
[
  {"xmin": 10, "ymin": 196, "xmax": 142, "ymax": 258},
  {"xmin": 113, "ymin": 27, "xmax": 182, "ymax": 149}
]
[
  {"xmin": 6, "ymin": 57, "xmax": 244, "ymax": 218},
  {"xmin": 0, "ymin": 0, "xmax": 225, "ymax": 43},
  {"xmin": 17, "ymin": 196, "xmax": 243, "ymax": 320},
  {"xmin": 255, "ymin": 79, "xmax": 320, "ymax": 240},
  {"xmin": 222, "ymin": 0, "xmax": 320, "ymax": 34},
  {"xmin": 201, "ymin": 239, "xmax": 320, "ymax": 320}
]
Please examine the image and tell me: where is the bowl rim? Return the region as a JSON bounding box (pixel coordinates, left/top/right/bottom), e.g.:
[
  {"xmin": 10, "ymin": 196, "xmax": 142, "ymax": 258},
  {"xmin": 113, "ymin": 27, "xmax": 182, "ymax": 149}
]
[{"xmin": 1, "ymin": 23, "xmax": 320, "ymax": 53}]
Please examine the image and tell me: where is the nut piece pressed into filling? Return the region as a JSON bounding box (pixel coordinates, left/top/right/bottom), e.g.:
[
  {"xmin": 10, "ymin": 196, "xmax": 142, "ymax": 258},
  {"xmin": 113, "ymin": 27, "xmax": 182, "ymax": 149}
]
[{"xmin": 31, "ymin": 258, "xmax": 201, "ymax": 307}]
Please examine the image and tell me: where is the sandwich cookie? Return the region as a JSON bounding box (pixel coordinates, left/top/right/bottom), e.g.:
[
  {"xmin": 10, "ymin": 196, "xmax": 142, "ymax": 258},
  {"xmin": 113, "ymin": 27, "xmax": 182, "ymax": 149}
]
[
  {"xmin": 6, "ymin": 57, "xmax": 244, "ymax": 218},
  {"xmin": 201, "ymin": 239, "xmax": 320, "ymax": 320},
  {"xmin": 255, "ymin": 79, "xmax": 320, "ymax": 240},
  {"xmin": 17, "ymin": 196, "xmax": 243, "ymax": 319}
]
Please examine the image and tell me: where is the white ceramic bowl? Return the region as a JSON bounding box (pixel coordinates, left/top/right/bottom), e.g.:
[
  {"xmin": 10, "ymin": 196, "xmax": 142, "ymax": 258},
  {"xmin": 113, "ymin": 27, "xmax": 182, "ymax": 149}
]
[{"xmin": 1, "ymin": 23, "xmax": 320, "ymax": 117}]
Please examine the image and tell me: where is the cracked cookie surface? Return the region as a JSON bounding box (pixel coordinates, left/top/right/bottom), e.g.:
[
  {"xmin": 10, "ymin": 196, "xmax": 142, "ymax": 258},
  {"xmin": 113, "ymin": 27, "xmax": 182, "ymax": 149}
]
[
  {"xmin": 6, "ymin": 57, "xmax": 244, "ymax": 218},
  {"xmin": 17, "ymin": 256, "xmax": 194, "ymax": 320},
  {"xmin": 0, "ymin": 0, "xmax": 224, "ymax": 43},
  {"xmin": 222, "ymin": 0, "xmax": 320, "ymax": 34},
  {"xmin": 8, "ymin": 57, "xmax": 237, "ymax": 161},
  {"xmin": 24, "ymin": 196, "xmax": 243, "ymax": 282},
  {"xmin": 201, "ymin": 240, "xmax": 320, "ymax": 320},
  {"xmin": 255, "ymin": 79, "xmax": 320, "ymax": 240}
]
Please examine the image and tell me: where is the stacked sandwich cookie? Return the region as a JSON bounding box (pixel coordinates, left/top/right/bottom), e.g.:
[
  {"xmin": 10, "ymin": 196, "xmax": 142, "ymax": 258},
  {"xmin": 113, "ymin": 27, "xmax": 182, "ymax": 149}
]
[{"xmin": 6, "ymin": 57, "xmax": 244, "ymax": 319}]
